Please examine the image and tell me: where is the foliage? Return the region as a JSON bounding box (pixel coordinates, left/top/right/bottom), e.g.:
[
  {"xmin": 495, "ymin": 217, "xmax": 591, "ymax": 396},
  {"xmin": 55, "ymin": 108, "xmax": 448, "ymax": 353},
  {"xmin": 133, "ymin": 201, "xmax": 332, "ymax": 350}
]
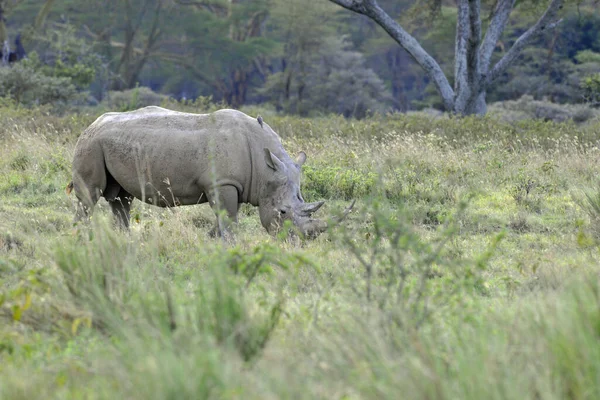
[
  {"xmin": 488, "ymin": 95, "xmax": 600, "ymax": 123},
  {"xmin": 103, "ymin": 86, "xmax": 170, "ymax": 111},
  {"xmin": 581, "ymin": 73, "xmax": 600, "ymax": 107},
  {"xmin": 28, "ymin": 23, "xmax": 100, "ymax": 89},
  {"xmin": 0, "ymin": 62, "xmax": 77, "ymax": 106},
  {"xmin": 0, "ymin": 1, "xmax": 598, "ymax": 114},
  {"xmin": 3, "ymin": 107, "xmax": 600, "ymax": 396},
  {"xmin": 261, "ymin": 35, "xmax": 391, "ymax": 118}
]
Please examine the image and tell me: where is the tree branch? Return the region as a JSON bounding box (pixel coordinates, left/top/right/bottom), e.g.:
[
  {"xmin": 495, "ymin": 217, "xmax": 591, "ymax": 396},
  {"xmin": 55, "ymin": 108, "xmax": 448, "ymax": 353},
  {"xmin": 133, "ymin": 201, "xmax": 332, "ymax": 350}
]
[
  {"xmin": 479, "ymin": 0, "xmax": 515, "ymax": 74},
  {"xmin": 155, "ymin": 52, "xmax": 220, "ymax": 91},
  {"xmin": 129, "ymin": 0, "xmax": 164, "ymax": 86},
  {"xmin": 486, "ymin": 0, "xmax": 564, "ymax": 86},
  {"xmin": 174, "ymin": 0, "xmax": 227, "ymax": 16},
  {"xmin": 328, "ymin": 0, "xmax": 455, "ymax": 111},
  {"xmin": 242, "ymin": 10, "xmax": 268, "ymax": 41}
]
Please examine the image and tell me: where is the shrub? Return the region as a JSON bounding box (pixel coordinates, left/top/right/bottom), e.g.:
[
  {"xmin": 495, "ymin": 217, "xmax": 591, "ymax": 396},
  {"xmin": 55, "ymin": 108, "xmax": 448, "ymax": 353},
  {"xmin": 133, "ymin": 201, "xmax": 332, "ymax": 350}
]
[
  {"xmin": 0, "ymin": 63, "xmax": 78, "ymax": 106},
  {"xmin": 488, "ymin": 95, "xmax": 600, "ymax": 124},
  {"xmin": 302, "ymin": 165, "xmax": 378, "ymax": 201},
  {"xmin": 104, "ymin": 86, "xmax": 170, "ymax": 111},
  {"xmin": 582, "ymin": 73, "xmax": 600, "ymax": 107},
  {"xmin": 332, "ymin": 197, "xmax": 501, "ymax": 330}
]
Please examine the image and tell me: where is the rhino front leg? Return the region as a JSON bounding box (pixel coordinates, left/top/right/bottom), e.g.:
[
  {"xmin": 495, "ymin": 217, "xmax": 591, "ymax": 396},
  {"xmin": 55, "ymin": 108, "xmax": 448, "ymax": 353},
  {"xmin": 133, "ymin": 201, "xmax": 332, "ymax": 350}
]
[
  {"xmin": 108, "ymin": 189, "xmax": 134, "ymax": 230},
  {"xmin": 208, "ymin": 185, "xmax": 239, "ymax": 240}
]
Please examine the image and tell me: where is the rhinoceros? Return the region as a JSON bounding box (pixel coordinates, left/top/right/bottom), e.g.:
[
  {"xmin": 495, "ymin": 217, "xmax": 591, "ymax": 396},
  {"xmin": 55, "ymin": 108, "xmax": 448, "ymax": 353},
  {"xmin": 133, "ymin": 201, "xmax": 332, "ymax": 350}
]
[{"xmin": 67, "ymin": 106, "xmax": 353, "ymax": 238}]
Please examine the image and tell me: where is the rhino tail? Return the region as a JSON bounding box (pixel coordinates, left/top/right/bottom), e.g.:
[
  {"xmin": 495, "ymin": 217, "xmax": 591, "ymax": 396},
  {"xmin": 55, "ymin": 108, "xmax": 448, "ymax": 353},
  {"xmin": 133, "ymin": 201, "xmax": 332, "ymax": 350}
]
[{"xmin": 66, "ymin": 181, "xmax": 74, "ymax": 195}]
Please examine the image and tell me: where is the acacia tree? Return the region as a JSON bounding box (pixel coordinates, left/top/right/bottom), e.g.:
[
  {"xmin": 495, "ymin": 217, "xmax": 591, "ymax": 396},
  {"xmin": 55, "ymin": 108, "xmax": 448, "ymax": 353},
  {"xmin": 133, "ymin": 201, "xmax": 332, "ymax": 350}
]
[
  {"xmin": 328, "ymin": 0, "xmax": 565, "ymax": 115},
  {"xmin": 84, "ymin": 0, "xmax": 168, "ymax": 90},
  {"xmin": 167, "ymin": 0, "xmax": 272, "ymax": 107}
]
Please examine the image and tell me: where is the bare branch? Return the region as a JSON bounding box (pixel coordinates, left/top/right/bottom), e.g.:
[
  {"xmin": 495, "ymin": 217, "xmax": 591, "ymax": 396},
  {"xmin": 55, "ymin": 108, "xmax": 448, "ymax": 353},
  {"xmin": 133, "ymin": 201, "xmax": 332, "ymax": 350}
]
[
  {"xmin": 479, "ymin": 0, "xmax": 515, "ymax": 74},
  {"xmin": 486, "ymin": 0, "xmax": 564, "ymax": 85},
  {"xmin": 242, "ymin": 10, "xmax": 268, "ymax": 41},
  {"xmin": 154, "ymin": 52, "xmax": 220, "ymax": 90},
  {"xmin": 174, "ymin": 0, "xmax": 227, "ymax": 16},
  {"xmin": 130, "ymin": 0, "xmax": 164, "ymax": 83},
  {"xmin": 328, "ymin": 0, "xmax": 455, "ymax": 112}
]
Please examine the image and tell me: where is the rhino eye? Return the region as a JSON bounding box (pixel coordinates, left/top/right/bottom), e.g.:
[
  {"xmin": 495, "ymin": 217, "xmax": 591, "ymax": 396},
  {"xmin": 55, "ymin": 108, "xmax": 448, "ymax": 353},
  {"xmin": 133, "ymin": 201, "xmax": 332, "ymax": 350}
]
[{"xmin": 279, "ymin": 209, "xmax": 287, "ymax": 215}]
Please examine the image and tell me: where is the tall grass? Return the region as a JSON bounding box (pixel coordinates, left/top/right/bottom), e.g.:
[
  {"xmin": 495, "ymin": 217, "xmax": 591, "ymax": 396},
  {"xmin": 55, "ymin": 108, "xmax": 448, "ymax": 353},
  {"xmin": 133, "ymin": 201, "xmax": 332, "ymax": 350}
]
[{"xmin": 2, "ymin": 103, "xmax": 600, "ymax": 398}]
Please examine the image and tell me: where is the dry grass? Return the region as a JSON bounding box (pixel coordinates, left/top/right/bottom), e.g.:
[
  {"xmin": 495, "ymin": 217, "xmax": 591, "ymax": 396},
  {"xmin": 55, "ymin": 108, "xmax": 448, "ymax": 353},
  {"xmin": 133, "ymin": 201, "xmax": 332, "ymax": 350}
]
[{"xmin": 2, "ymin": 105, "xmax": 600, "ymax": 398}]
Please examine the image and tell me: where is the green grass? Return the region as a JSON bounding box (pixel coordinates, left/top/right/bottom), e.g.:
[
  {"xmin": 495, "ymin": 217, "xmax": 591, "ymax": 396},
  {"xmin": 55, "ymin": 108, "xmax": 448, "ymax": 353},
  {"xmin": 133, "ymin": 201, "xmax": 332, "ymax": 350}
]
[{"xmin": 2, "ymin": 103, "xmax": 600, "ymax": 399}]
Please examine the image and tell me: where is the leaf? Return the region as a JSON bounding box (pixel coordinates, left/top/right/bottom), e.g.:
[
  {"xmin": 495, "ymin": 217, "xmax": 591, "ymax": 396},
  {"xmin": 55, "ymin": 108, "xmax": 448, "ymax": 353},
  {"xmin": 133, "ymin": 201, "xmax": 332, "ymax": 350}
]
[
  {"xmin": 72, "ymin": 318, "xmax": 82, "ymax": 335},
  {"xmin": 22, "ymin": 293, "xmax": 32, "ymax": 311},
  {"xmin": 12, "ymin": 305, "xmax": 22, "ymax": 322}
]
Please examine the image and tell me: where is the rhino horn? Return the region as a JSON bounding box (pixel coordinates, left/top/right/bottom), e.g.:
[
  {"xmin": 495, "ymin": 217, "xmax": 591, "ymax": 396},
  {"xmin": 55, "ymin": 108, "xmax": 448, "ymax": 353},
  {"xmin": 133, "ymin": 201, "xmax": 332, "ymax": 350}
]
[
  {"xmin": 298, "ymin": 200, "xmax": 325, "ymax": 216},
  {"xmin": 300, "ymin": 200, "xmax": 355, "ymax": 239}
]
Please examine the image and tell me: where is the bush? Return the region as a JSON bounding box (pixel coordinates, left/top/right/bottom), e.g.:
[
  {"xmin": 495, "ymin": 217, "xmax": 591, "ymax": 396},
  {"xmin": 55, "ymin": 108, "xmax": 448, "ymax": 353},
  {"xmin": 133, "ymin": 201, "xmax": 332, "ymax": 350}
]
[
  {"xmin": 488, "ymin": 95, "xmax": 600, "ymax": 124},
  {"xmin": 302, "ymin": 165, "xmax": 378, "ymax": 201},
  {"xmin": 104, "ymin": 86, "xmax": 170, "ymax": 111},
  {"xmin": 0, "ymin": 63, "xmax": 78, "ymax": 106},
  {"xmin": 582, "ymin": 73, "xmax": 600, "ymax": 107}
]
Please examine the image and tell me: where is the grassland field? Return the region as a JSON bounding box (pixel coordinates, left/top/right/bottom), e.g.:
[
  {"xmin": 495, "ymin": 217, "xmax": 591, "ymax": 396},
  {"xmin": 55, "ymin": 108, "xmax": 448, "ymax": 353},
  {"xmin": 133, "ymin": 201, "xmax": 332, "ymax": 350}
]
[{"xmin": 2, "ymin": 102, "xmax": 600, "ymax": 399}]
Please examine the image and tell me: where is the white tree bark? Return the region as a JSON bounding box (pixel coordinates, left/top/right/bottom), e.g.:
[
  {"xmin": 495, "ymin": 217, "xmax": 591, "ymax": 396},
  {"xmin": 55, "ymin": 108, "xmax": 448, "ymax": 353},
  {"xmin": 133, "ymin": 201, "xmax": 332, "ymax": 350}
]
[
  {"xmin": 328, "ymin": 0, "xmax": 565, "ymax": 115},
  {"xmin": 329, "ymin": 0, "xmax": 454, "ymax": 111}
]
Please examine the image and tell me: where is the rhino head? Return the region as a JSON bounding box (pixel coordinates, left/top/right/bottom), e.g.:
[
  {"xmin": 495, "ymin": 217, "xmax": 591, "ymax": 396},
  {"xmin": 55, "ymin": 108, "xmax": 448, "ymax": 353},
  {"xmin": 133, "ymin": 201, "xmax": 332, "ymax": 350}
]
[{"xmin": 258, "ymin": 149, "xmax": 353, "ymax": 238}]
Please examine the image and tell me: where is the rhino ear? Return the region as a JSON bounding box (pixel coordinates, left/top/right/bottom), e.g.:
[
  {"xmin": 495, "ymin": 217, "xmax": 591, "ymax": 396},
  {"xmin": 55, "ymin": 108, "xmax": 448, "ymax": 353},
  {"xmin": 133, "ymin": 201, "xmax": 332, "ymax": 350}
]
[
  {"xmin": 264, "ymin": 148, "xmax": 286, "ymax": 172},
  {"xmin": 296, "ymin": 151, "xmax": 307, "ymax": 167}
]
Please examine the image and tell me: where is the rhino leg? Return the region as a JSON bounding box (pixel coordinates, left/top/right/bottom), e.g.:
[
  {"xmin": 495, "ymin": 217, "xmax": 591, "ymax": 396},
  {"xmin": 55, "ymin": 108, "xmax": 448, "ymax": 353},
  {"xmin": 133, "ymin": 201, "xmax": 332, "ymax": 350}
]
[
  {"xmin": 108, "ymin": 188, "xmax": 134, "ymax": 230},
  {"xmin": 73, "ymin": 182, "xmax": 103, "ymax": 224},
  {"xmin": 207, "ymin": 185, "xmax": 239, "ymax": 240},
  {"xmin": 72, "ymin": 152, "xmax": 107, "ymax": 224}
]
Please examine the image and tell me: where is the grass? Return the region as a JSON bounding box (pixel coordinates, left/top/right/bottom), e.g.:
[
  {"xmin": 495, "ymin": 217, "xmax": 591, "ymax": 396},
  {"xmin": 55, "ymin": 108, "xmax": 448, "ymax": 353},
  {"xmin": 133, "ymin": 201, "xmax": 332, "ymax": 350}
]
[{"xmin": 2, "ymin": 103, "xmax": 600, "ymax": 398}]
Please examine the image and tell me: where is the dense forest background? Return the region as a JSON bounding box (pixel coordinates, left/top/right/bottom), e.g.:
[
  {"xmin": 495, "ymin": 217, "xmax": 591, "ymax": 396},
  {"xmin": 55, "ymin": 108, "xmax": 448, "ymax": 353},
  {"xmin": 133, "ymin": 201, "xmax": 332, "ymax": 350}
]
[{"xmin": 0, "ymin": 0, "xmax": 598, "ymax": 117}]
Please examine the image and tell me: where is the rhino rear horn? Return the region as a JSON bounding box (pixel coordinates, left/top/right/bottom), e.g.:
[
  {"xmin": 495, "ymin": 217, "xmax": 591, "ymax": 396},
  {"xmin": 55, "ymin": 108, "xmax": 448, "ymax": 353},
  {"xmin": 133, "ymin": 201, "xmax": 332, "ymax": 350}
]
[{"xmin": 301, "ymin": 200, "xmax": 356, "ymax": 239}]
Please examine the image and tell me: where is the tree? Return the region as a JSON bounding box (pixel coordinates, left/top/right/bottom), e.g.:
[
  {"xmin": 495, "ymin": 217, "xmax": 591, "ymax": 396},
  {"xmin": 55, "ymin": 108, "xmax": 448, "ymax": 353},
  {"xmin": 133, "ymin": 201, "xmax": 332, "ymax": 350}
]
[
  {"xmin": 262, "ymin": 0, "xmax": 338, "ymax": 113},
  {"xmin": 328, "ymin": 0, "xmax": 566, "ymax": 115},
  {"xmin": 0, "ymin": 0, "xmax": 55, "ymax": 55},
  {"xmin": 165, "ymin": 0, "xmax": 275, "ymax": 107},
  {"xmin": 83, "ymin": 0, "xmax": 169, "ymax": 91}
]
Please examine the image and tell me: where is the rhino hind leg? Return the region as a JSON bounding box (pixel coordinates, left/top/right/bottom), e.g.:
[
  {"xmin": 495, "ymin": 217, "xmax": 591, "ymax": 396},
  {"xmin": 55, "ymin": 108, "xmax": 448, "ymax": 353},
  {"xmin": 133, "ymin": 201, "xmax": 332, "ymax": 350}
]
[
  {"xmin": 72, "ymin": 152, "xmax": 107, "ymax": 224},
  {"xmin": 207, "ymin": 185, "xmax": 239, "ymax": 240},
  {"xmin": 72, "ymin": 182, "xmax": 103, "ymax": 224}
]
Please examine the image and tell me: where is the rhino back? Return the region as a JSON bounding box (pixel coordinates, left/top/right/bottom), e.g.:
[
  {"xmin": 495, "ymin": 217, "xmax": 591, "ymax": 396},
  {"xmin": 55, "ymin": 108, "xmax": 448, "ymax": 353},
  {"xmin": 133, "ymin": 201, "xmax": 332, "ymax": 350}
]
[{"xmin": 75, "ymin": 107, "xmax": 283, "ymax": 206}]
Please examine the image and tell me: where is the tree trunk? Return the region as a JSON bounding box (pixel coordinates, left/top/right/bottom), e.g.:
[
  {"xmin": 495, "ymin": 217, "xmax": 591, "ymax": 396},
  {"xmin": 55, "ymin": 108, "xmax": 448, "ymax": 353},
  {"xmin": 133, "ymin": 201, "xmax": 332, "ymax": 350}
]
[
  {"xmin": 0, "ymin": 2, "xmax": 7, "ymax": 46},
  {"xmin": 329, "ymin": 0, "xmax": 565, "ymax": 116}
]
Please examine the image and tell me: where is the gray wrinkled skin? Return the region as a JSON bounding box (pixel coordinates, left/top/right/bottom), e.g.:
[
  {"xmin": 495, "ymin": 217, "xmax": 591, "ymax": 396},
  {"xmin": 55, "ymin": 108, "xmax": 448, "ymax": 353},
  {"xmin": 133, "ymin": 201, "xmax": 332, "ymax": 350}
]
[{"xmin": 69, "ymin": 106, "xmax": 331, "ymax": 238}]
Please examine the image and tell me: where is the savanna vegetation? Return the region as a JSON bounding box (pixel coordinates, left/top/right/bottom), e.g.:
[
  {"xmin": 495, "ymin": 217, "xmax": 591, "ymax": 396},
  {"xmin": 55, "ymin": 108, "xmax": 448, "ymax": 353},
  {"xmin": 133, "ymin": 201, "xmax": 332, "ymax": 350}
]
[
  {"xmin": 2, "ymin": 0, "xmax": 600, "ymax": 398},
  {"xmin": 2, "ymin": 99, "xmax": 600, "ymax": 398}
]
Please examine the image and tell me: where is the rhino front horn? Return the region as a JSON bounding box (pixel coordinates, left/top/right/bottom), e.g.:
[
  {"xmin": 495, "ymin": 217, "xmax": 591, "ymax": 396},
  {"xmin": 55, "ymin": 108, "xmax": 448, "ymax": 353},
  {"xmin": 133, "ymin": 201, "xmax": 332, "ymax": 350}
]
[{"xmin": 299, "ymin": 201, "xmax": 325, "ymax": 216}]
